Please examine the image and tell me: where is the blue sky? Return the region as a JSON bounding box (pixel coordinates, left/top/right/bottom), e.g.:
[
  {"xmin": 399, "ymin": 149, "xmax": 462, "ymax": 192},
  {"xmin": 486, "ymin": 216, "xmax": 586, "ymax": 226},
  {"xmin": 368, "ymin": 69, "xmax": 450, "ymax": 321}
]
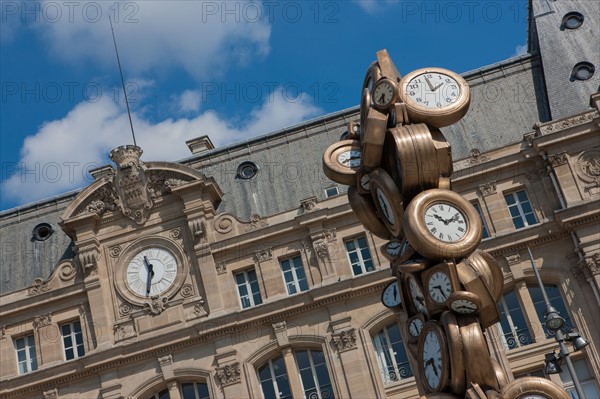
[{"xmin": 0, "ymin": 0, "xmax": 529, "ymax": 211}]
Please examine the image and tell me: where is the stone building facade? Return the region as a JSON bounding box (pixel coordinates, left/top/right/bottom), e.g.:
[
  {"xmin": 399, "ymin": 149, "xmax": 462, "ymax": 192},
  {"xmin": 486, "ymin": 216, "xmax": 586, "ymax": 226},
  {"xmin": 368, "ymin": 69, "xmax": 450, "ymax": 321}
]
[{"xmin": 1, "ymin": 1, "xmax": 599, "ymax": 398}]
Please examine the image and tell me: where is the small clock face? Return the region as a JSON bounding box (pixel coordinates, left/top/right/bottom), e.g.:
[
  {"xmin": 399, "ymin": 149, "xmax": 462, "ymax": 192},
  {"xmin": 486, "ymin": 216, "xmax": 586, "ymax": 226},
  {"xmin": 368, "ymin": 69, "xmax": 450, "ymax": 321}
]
[
  {"xmin": 424, "ymin": 202, "xmax": 467, "ymax": 243},
  {"xmin": 376, "ymin": 188, "xmax": 395, "ymax": 225},
  {"xmin": 450, "ymin": 299, "xmax": 478, "ymax": 314},
  {"xmin": 405, "ymin": 72, "xmax": 460, "ymax": 110},
  {"xmin": 360, "ymin": 173, "xmax": 370, "ymax": 190},
  {"xmin": 408, "ymin": 276, "xmax": 428, "ymax": 316},
  {"xmin": 381, "ymin": 281, "xmax": 402, "ymax": 308},
  {"xmin": 127, "ymin": 247, "xmax": 178, "ymax": 297},
  {"xmin": 373, "ymin": 79, "xmax": 396, "ymax": 108},
  {"xmin": 427, "ymin": 271, "xmax": 452, "ymax": 303},
  {"xmin": 386, "ymin": 241, "xmax": 402, "ymax": 257},
  {"xmin": 338, "ymin": 150, "xmax": 362, "ymax": 168},
  {"xmin": 408, "ymin": 317, "xmax": 424, "ymax": 338},
  {"xmin": 422, "ymin": 329, "xmax": 444, "ymax": 390}
]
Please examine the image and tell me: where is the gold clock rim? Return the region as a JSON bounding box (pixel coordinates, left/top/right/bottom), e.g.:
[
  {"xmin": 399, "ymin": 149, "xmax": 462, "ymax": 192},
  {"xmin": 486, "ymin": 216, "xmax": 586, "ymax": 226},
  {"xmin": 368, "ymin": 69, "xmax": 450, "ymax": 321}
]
[
  {"xmin": 370, "ymin": 168, "xmax": 405, "ymax": 238},
  {"xmin": 440, "ymin": 311, "xmax": 465, "ymax": 395},
  {"xmin": 322, "ymin": 139, "xmax": 361, "ymax": 186},
  {"xmin": 417, "ymin": 321, "xmax": 450, "ymax": 393},
  {"xmin": 347, "ymin": 186, "xmax": 391, "ymax": 240}
]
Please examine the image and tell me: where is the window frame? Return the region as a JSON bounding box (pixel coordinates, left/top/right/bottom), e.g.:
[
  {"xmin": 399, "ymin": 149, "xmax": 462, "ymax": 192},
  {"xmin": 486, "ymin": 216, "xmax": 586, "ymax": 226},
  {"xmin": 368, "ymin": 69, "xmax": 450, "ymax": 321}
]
[
  {"xmin": 294, "ymin": 349, "xmax": 335, "ymax": 399},
  {"xmin": 504, "ymin": 190, "xmax": 538, "ymax": 229},
  {"xmin": 372, "ymin": 322, "xmax": 413, "ymax": 384},
  {"xmin": 14, "ymin": 333, "xmax": 38, "ymax": 374},
  {"xmin": 279, "ymin": 255, "xmax": 309, "ymax": 295},
  {"xmin": 235, "ymin": 269, "xmax": 263, "ymax": 309},
  {"xmin": 471, "ymin": 201, "xmax": 490, "ymax": 239},
  {"xmin": 324, "ymin": 186, "xmax": 339, "ymax": 198},
  {"xmin": 344, "ymin": 236, "xmax": 375, "ymax": 276},
  {"xmin": 257, "ymin": 355, "xmax": 292, "ymax": 399},
  {"xmin": 60, "ymin": 319, "xmax": 85, "ymax": 361},
  {"xmin": 497, "ymin": 293, "xmax": 533, "ymax": 350}
]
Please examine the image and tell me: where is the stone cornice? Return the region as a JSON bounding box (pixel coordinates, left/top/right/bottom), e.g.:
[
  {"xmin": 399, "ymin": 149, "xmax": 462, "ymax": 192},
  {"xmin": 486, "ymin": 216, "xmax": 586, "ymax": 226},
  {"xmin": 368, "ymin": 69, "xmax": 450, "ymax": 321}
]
[
  {"xmin": 553, "ymin": 201, "xmax": 600, "ymax": 230},
  {"xmin": 480, "ymin": 221, "xmax": 570, "ymax": 257},
  {"xmin": 0, "ymin": 271, "xmax": 390, "ymax": 398}
]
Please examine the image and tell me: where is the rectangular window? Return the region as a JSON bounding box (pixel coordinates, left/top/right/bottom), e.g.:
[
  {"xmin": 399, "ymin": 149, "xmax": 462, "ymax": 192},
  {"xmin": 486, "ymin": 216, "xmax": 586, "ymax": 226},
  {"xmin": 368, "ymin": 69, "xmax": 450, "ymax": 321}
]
[
  {"xmin": 504, "ymin": 190, "xmax": 537, "ymax": 229},
  {"xmin": 560, "ymin": 358, "xmax": 600, "ymax": 399},
  {"xmin": 497, "ymin": 291, "xmax": 533, "ymax": 350},
  {"xmin": 14, "ymin": 334, "xmax": 37, "ymax": 374},
  {"xmin": 235, "ymin": 269, "xmax": 263, "ymax": 309},
  {"xmin": 345, "ymin": 236, "xmax": 374, "ymax": 276},
  {"xmin": 280, "ymin": 256, "xmax": 309, "ymax": 295},
  {"xmin": 373, "ymin": 323, "xmax": 413, "ymax": 383},
  {"xmin": 472, "ymin": 201, "xmax": 490, "ymax": 239},
  {"xmin": 61, "ymin": 320, "xmax": 85, "ymax": 360},
  {"xmin": 324, "ymin": 187, "xmax": 339, "ymax": 198},
  {"xmin": 529, "ymin": 285, "xmax": 572, "ymax": 338}
]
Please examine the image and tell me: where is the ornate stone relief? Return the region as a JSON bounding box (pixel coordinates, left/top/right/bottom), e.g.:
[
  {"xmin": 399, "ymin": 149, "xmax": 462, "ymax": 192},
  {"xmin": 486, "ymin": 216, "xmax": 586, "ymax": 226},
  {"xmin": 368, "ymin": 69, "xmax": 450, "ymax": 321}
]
[
  {"xmin": 272, "ymin": 321, "xmax": 288, "ymax": 347},
  {"xmin": 33, "ymin": 313, "xmax": 52, "ymax": 331},
  {"xmin": 216, "ymin": 362, "xmax": 241, "ymax": 386},
  {"xmin": 548, "ymin": 152, "xmax": 568, "ymax": 167},
  {"xmin": 158, "ymin": 354, "xmax": 174, "ymax": 380},
  {"xmin": 169, "ymin": 227, "xmax": 182, "ymax": 240},
  {"xmin": 574, "ymin": 253, "xmax": 600, "ymax": 280},
  {"xmin": 534, "ymin": 111, "xmax": 598, "ymax": 136},
  {"xmin": 119, "ymin": 302, "xmax": 133, "ymax": 317},
  {"xmin": 58, "ymin": 261, "xmax": 77, "ymax": 281},
  {"xmin": 180, "ymin": 284, "xmax": 194, "ymax": 298},
  {"xmin": 188, "ymin": 219, "xmax": 206, "ymax": 243},
  {"xmin": 28, "ymin": 278, "xmax": 50, "ymax": 296},
  {"xmin": 144, "ymin": 296, "xmax": 169, "ymax": 315},
  {"xmin": 331, "ymin": 328, "xmax": 357, "ymax": 352},
  {"xmin": 114, "ymin": 321, "xmax": 136, "ymax": 342},
  {"xmin": 505, "ymin": 253, "xmax": 521, "ymax": 266},
  {"xmin": 247, "ymin": 214, "xmax": 269, "ymax": 231},
  {"xmin": 310, "ymin": 229, "xmax": 337, "ymax": 259},
  {"xmin": 109, "ymin": 245, "xmax": 122, "ymax": 258},
  {"xmin": 43, "ymin": 388, "xmax": 58, "ymax": 399},
  {"xmin": 478, "ymin": 182, "xmax": 497, "ymax": 197},
  {"xmin": 193, "ymin": 300, "xmax": 208, "ymax": 318},
  {"xmin": 254, "ymin": 248, "xmax": 273, "ymax": 264},
  {"xmin": 216, "ymin": 262, "xmax": 227, "ymax": 275},
  {"xmin": 300, "ymin": 197, "xmax": 318, "ymax": 212},
  {"xmin": 214, "ymin": 214, "xmax": 235, "ymax": 234},
  {"xmin": 468, "ymin": 148, "xmax": 490, "ymax": 165},
  {"xmin": 1, "ymin": 325, "xmax": 6, "ymax": 342},
  {"xmin": 575, "ymin": 149, "xmax": 600, "ymax": 186},
  {"xmin": 110, "ymin": 145, "xmax": 154, "ymax": 225},
  {"xmin": 82, "ymin": 184, "xmax": 119, "ymax": 216},
  {"xmin": 76, "ymin": 244, "xmax": 100, "ymax": 277}
]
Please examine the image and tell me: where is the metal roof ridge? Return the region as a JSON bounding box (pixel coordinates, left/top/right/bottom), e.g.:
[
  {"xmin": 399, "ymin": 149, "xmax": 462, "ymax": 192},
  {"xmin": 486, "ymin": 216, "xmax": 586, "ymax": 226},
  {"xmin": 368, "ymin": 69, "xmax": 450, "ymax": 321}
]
[
  {"xmin": 0, "ymin": 189, "xmax": 81, "ymax": 218},
  {"xmin": 461, "ymin": 53, "xmax": 536, "ymax": 79},
  {"xmin": 177, "ymin": 106, "xmax": 360, "ymax": 164}
]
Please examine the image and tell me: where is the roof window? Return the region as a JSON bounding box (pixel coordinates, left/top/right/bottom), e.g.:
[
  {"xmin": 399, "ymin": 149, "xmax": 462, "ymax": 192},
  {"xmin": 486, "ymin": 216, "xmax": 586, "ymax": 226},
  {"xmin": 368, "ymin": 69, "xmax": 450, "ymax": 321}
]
[
  {"xmin": 571, "ymin": 62, "xmax": 595, "ymax": 81},
  {"xmin": 32, "ymin": 223, "xmax": 54, "ymax": 241},
  {"xmin": 237, "ymin": 161, "xmax": 259, "ymax": 179},
  {"xmin": 562, "ymin": 12, "xmax": 584, "ymax": 30}
]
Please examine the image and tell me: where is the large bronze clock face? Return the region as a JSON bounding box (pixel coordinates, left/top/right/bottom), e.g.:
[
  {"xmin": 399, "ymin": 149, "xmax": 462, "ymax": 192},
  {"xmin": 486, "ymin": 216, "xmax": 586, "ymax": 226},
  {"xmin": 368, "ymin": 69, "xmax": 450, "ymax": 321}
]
[{"xmin": 127, "ymin": 247, "xmax": 178, "ymax": 297}]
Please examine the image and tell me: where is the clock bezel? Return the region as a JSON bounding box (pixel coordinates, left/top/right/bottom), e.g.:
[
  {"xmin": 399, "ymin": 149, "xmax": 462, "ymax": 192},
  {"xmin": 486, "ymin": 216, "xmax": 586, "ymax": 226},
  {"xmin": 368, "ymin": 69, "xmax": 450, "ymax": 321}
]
[
  {"xmin": 407, "ymin": 313, "xmax": 426, "ymax": 343},
  {"xmin": 500, "ymin": 376, "xmax": 571, "ymax": 399},
  {"xmin": 322, "ymin": 139, "xmax": 362, "ymax": 186},
  {"xmin": 347, "ymin": 186, "xmax": 391, "ymax": 240},
  {"xmin": 417, "ymin": 321, "xmax": 450, "ymax": 393},
  {"xmin": 372, "ymin": 78, "xmax": 399, "ymax": 111},
  {"xmin": 381, "ymin": 280, "xmax": 403, "ymax": 309},
  {"xmin": 369, "ymin": 168, "xmax": 405, "ymax": 238},
  {"xmin": 422, "ymin": 261, "xmax": 460, "ymax": 315},
  {"xmin": 115, "ymin": 238, "xmax": 188, "ymax": 306},
  {"xmin": 403, "ymin": 189, "xmax": 482, "ymax": 261},
  {"xmin": 399, "ymin": 67, "xmax": 471, "ymax": 128},
  {"xmin": 440, "ymin": 311, "xmax": 466, "ymax": 395}
]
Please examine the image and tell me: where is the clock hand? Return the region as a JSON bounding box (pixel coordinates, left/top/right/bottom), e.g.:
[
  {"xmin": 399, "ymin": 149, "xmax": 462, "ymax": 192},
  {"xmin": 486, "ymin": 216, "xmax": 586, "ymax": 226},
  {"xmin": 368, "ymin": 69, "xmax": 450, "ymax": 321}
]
[
  {"xmin": 144, "ymin": 256, "xmax": 155, "ymax": 296},
  {"xmin": 415, "ymin": 295, "xmax": 425, "ymax": 306},
  {"xmin": 378, "ymin": 92, "xmax": 386, "ymax": 104},
  {"xmin": 432, "ymin": 81, "xmax": 444, "ymax": 91},
  {"xmin": 429, "ymin": 358, "xmax": 439, "ymax": 377},
  {"xmin": 424, "ymin": 76, "xmax": 436, "ymax": 91},
  {"xmin": 393, "ymin": 284, "xmax": 398, "ymax": 301},
  {"xmin": 434, "ymin": 285, "xmax": 447, "ymax": 299}
]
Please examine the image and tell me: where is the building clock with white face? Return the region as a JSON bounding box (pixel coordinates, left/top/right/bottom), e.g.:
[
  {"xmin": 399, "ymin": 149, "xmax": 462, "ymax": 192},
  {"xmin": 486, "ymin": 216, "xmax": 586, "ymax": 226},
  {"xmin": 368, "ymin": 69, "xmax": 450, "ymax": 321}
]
[{"xmin": 126, "ymin": 247, "xmax": 178, "ymax": 297}]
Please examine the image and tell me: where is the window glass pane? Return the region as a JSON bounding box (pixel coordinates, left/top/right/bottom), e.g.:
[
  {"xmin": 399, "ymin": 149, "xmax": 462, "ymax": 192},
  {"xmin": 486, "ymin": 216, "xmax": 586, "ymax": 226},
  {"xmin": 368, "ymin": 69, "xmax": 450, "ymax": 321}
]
[
  {"xmin": 17, "ymin": 349, "xmax": 26, "ymax": 362},
  {"xmin": 280, "ymin": 259, "xmax": 290, "ymax": 271},
  {"xmin": 65, "ymin": 348, "xmax": 74, "ymax": 360},
  {"xmin": 181, "ymin": 383, "xmax": 196, "ymax": 399},
  {"xmin": 345, "ymin": 241, "xmax": 356, "ymax": 251},
  {"xmin": 529, "ymin": 285, "xmax": 571, "ymax": 337},
  {"xmin": 295, "ymin": 350, "xmax": 310, "ymax": 369},
  {"xmin": 158, "ymin": 389, "xmax": 170, "ymax": 399},
  {"xmin": 235, "ymin": 273, "xmax": 245, "ymax": 284},
  {"xmin": 357, "ymin": 237, "xmax": 367, "ymax": 247},
  {"xmin": 73, "ymin": 321, "xmax": 82, "ymax": 333},
  {"xmin": 247, "ymin": 269, "xmax": 257, "ymax": 282},
  {"xmin": 516, "ymin": 190, "xmax": 529, "ymax": 203},
  {"xmin": 76, "ymin": 344, "xmax": 85, "ymax": 357},
  {"xmin": 525, "ymin": 212, "xmax": 537, "ymax": 225},
  {"xmin": 499, "ymin": 291, "xmax": 532, "ymax": 349},
  {"xmin": 505, "ymin": 194, "xmax": 515, "ymax": 205},
  {"xmin": 196, "ymin": 383, "xmax": 210, "ymax": 399},
  {"xmin": 61, "ymin": 324, "xmax": 71, "ymax": 335},
  {"xmin": 18, "ymin": 363, "xmax": 27, "ymax": 375},
  {"xmin": 16, "ymin": 337, "xmax": 25, "ymax": 350},
  {"xmin": 299, "ymin": 368, "xmax": 316, "ymax": 391},
  {"xmin": 512, "ymin": 216, "xmax": 525, "ymax": 229},
  {"xmin": 64, "ymin": 335, "xmax": 73, "ymax": 348}
]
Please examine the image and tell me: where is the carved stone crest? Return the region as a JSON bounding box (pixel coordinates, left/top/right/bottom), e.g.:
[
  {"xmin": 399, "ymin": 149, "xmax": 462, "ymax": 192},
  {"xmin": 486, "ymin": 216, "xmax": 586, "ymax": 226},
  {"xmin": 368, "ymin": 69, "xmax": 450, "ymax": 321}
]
[
  {"xmin": 468, "ymin": 148, "xmax": 489, "ymax": 165},
  {"xmin": 28, "ymin": 278, "xmax": 50, "ymax": 296},
  {"xmin": 216, "ymin": 262, "xmax": 227, "ymax": 274},
  {"xmin": 575, "ymin": 149, "xmax": 600, "ymax": 186},
  {"xmin": 254, "ymin": 248, "xmax": 273, "ymax": 264},
  {"xmin": 144, "ymin": 296, "xmax": 169, "ymax": 315},
  {"xmin": 478, "ymin": 182, "xmax": 497, "ymax": 197},
  {"xmin": 43, "ymin": 388, "xmax": 58, "ymax": 399},
  {"xmin": 194, "ymin": 300, "xmax": 208, "ymax": 318},
  {"xmin": 331, "ymin": 328, "xmax": 357, "ymax": 352},
  {"xmin": 109, "ymin": 145, "xmax": 154, "ymax": 225},
  {"xmin": 216, "ymin": 362, "xmax": 241, "ymax": 386},
  {"xmin": 114, "ymin": 321, "xmax": 136, "ymax": 342},
  {"xmin": 300, "ymin": 197, "xmax": 318, "ymax": 212},
  {"xmin": 33, "ymin": 313, "xmax": 52, "ymax": 331},
  {"xmin": 247, "ymin": 214, "xmax": 269, "ymax": 231}
]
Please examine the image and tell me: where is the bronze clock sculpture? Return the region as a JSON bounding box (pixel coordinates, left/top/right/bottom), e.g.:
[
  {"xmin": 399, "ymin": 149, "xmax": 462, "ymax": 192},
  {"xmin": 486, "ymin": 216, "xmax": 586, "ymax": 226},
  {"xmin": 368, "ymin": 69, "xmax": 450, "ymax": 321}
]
[{"xmin": 323, "ymin": 49, "xmax": 573, "ymax": 399}]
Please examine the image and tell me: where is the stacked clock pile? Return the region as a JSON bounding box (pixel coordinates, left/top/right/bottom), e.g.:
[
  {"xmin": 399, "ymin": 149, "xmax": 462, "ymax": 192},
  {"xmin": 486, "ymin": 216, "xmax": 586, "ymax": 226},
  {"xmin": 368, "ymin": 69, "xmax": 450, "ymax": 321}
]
[{"xmin": 323, "ymin": 51, "xmax": 571, "ymax": 399}]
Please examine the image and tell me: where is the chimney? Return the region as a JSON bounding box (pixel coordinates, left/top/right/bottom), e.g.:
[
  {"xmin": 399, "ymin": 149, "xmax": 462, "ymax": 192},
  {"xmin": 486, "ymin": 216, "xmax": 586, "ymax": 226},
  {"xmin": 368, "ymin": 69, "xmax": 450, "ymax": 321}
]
[{"xmin": 186, "ymin": 135, "xmax": 215, "ymax": 155}]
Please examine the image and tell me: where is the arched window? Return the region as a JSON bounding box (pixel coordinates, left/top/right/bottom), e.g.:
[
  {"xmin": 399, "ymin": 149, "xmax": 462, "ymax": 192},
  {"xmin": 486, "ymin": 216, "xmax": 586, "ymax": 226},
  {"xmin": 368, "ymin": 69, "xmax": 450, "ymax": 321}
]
[
  {"xmin": 498, "ymin": 283, "xmax": 571, "ymax": 350},
  {"xmin": 146, "ymin": 382, "xmax": 210, "ymax": 399},
  {"xmin": 498, "ymin": 290, "xmax": 533, "ymax": 349},
  {"xmin": 257, "ymin": 350, "xmax": 335, "ymax": 399},
  {"xmin": 372, "ymin": 322, "xmax": 413, "ymax": 384}
]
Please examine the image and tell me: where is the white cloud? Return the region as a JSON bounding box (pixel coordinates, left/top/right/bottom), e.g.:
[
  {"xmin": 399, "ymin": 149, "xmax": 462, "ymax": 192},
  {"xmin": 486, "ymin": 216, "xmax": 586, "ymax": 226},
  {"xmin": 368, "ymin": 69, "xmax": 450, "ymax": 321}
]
[
  {"xmin": 354, "ymin": 0, "xmax": 399, "ymax": 13},
  {"xmin": 1, "ymin": 90, "xmax": 321, "ymax": 205},
  {"xmin": 177, "ymin": 90, "xmax": 202, "ymax": 113},
  {"xmin": 512, "ymin": 43, "xmax": 528, "ymax": 57},
  {"xmin": 34, "ymin": 0, "xmax": 271, "ymax": 79}
]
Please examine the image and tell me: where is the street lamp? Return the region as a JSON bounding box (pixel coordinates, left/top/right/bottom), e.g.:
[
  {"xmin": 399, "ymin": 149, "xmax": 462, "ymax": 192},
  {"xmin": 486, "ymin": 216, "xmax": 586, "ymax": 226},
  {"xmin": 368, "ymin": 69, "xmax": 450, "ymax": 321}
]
[{"xmin": 527, "ymin": 247, "xmax": 589, "ymax": 399}]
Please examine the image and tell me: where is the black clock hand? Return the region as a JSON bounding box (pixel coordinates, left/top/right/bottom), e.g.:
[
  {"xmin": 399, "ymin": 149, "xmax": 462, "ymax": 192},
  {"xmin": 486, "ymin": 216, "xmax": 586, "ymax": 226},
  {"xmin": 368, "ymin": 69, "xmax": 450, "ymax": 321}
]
[
  {"xmin": 429, "ymin": 358, "xmax": 439, "ymax": 376},
  {"xmin": 434, "ymin": 285, "xmax": 447, "ymax": 299},
  {"xmin": 393, "ymin": 284, "xmax": 398, "ymax": 301},
  {"xmin": 424, "ymin": 76, "xmax": 435, "ymax": 91},
  {"xmin": 378, "ymin": 92, "xmax": 386, "ymax": 104},
  {"xmin": 144, "ymin": 256, "xmax": 155, "ymax": 296},
  {"xmin": 415, "ymin": 295, "xmax": 425, "ymax": 305}
]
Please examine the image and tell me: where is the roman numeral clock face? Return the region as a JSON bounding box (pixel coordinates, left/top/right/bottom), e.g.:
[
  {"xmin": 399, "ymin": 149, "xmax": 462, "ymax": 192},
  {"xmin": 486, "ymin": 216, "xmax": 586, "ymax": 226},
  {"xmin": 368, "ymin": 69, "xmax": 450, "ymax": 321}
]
[
  {"xmin": 424, "ymin": 202, "xmax": 467, "ymax": 243},
  {"xmin": 127, "ymin": 248, "xmax": 178, "ymax": 297}
]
